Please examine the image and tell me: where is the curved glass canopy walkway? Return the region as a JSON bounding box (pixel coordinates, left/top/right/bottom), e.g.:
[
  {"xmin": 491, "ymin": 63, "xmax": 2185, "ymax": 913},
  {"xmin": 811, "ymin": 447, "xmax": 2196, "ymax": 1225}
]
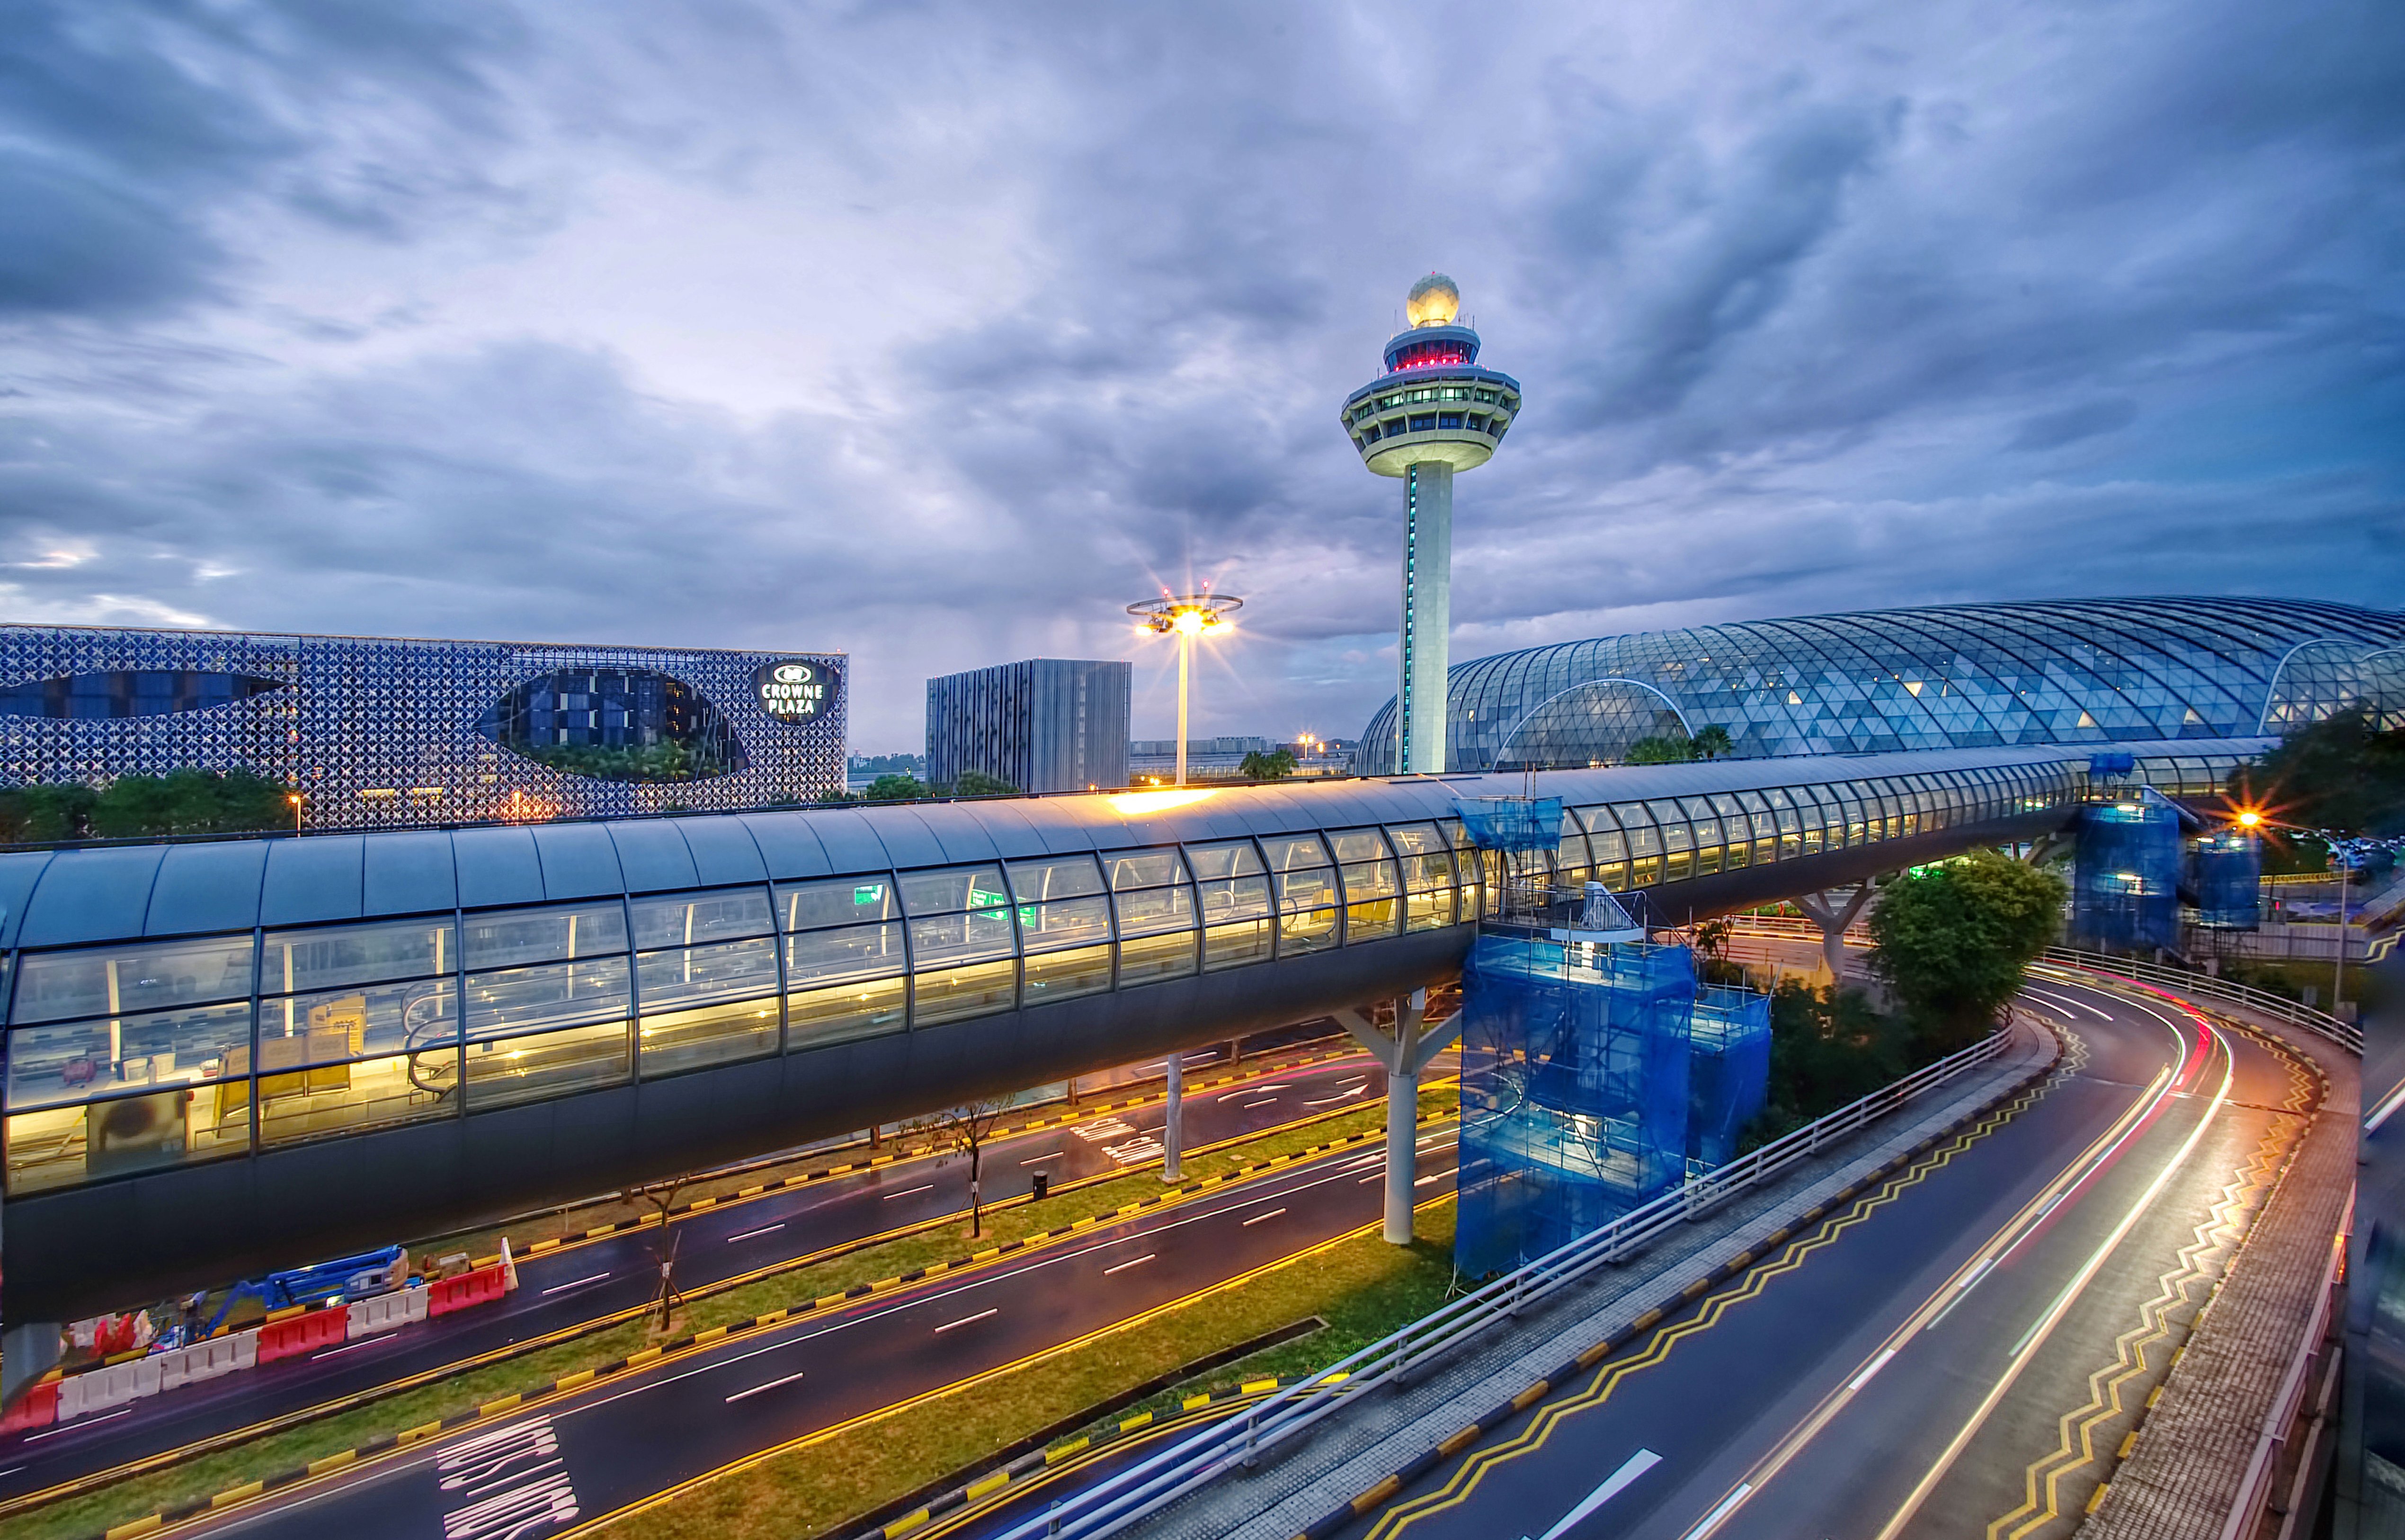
[{"xmin": 0, "ymin": 741, "xmax": 2254, "ymax": 1318}]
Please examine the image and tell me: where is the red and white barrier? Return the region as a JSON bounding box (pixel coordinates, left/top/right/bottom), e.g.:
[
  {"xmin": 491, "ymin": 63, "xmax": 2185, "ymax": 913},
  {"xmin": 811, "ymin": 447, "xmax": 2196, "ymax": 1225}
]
[{"xmin": 347, "ymin": 1283, "xmax": 429, "ymax": 1338}]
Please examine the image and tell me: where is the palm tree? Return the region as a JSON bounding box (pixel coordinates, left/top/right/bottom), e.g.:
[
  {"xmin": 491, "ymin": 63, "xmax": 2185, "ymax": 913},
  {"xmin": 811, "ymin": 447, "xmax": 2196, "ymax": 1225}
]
[{"xmin": 1692, "ymin": 724, "xmax": 1736, "ymax": 760}]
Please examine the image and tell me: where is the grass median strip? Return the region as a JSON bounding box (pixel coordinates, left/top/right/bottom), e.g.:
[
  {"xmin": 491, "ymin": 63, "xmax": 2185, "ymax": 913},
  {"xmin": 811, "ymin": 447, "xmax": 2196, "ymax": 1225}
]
[
  {"xmin": 603, "ymin": 1204, "xmax": 1466, "ymax": 1540},
  {"xmin": 21, "ymin": 1086, "xmax": 1459, "ymax": 1540}
]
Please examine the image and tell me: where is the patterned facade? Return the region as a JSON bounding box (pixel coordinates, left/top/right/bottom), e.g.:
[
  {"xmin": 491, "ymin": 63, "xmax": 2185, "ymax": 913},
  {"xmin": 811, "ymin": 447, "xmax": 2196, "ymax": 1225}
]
[
  {"xmin": 1358, "ymin": 597, "xmax": 2405, "ymax": 775},
  {"xmin": 925, "ymin": 659, "xmax": 1130, "ymax": 794},
  {"xmin": 0, "ymin": 626, "xmax": 846, "ymax": 830}
]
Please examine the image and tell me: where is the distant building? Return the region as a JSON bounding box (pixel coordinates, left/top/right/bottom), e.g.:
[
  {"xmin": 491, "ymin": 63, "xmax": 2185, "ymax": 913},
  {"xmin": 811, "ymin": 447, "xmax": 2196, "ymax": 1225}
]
[
  {"xmin": 1128, "ymin": 736, "xmax": 1274, "ymax": 783},
  {"xmin": 926, "ymin": 659, "xmax": 1130, "ymax": 793},
  {"xmin": 0, "ymin": 623, "xmax": 846, "ymax": 828},
  {"xmin": 1282, "ymin": 737, "xmax": 1358, "ymax": 778}
]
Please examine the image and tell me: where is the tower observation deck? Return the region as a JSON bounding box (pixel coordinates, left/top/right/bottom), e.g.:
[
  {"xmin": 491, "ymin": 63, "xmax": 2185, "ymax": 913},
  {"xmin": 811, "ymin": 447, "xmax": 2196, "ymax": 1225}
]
[{"xmin": 1341, "ymin": 274, "xmax": 1521, "ymax": 774}]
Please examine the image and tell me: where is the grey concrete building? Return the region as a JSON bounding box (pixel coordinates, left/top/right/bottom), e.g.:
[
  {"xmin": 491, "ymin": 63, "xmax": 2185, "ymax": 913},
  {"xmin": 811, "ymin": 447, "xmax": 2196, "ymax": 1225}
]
[{"xmin": 925, "ymin": 658, "xmax": 1130, "ymax": 793}]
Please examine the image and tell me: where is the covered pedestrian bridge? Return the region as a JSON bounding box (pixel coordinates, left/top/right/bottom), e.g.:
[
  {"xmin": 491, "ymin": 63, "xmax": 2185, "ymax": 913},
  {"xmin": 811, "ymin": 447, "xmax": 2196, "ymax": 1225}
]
[{"xmin": 0, "ymin": 741, "xmax": 2254, "ymax": 1319}]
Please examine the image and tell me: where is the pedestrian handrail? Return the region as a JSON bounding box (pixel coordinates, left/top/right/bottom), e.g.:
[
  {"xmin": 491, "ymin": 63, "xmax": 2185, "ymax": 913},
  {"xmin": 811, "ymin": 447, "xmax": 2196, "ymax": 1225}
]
[
  {"xmin": 1724, "ymin": 913, "xmax": 2360, "ymax": 1055},
  {"xmin": 989, "ymin": 1019, "xmax": 2022, "ymax": 1540},
  {"xmin": 2036, "ymin": 948, "xmax": 2360, "ymax": 1054}
]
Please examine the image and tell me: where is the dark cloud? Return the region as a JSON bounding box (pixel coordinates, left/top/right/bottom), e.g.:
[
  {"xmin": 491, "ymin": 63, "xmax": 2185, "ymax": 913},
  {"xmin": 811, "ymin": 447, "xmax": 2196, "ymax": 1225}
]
[{"xmin": 0, "ymin": 0, "xmax": 2397, "ymax": 750}]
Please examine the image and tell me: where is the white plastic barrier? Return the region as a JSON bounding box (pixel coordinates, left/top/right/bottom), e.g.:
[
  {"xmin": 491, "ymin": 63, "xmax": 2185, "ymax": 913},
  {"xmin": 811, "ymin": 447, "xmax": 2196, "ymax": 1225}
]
[
  {"xmin": 56, "ymin": 1354, "xmax": 161, "ymax": 1422},
  {"xmin": 155, "ymin": 1328, "xmax": 258, "ymax": 1391},
  {"xmin": 347, "ymin": 1284, "xmax": 430, "ymax": 1339}
]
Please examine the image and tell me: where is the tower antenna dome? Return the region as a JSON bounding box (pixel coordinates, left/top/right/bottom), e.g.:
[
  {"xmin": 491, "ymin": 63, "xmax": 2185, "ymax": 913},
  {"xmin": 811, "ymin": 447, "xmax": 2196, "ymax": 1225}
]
[{"xmin": 1405, "ymin": 273, "xmax": 1461, "ymax": 329}]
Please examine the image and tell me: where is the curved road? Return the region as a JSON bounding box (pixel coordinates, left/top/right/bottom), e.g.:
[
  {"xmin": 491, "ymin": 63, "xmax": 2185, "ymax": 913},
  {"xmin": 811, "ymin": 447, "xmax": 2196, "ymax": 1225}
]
[{"xmin": 1340, "ymin": 967, "xmax": 2316, "ymax": 1540}]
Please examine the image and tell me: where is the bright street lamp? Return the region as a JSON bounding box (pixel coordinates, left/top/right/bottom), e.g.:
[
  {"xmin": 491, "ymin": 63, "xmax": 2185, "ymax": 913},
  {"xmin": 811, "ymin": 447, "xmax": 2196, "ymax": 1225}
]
[{"xmin": 1128, "ymin": 589, "xmax": 1243, "ymax": 787}]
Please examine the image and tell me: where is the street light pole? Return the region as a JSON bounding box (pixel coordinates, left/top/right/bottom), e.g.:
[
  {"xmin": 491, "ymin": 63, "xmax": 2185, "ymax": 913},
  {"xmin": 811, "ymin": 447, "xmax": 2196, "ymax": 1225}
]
[
  {"xmin": 1128, "ymin": 590, "xmax": 1243, "ymax": 790},
  {"xmin": 1176, "ymin": 626, "xmax": 1191, "ymax": 789}
]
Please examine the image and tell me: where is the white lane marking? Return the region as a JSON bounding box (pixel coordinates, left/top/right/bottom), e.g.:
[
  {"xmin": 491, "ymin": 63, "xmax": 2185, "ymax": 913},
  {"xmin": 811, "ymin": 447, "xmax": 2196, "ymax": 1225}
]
[
  {"xmin": 0, "ymin": 1464, "xmax": 23, "ymax": 1478},
  {"xmin": 1018, "ymin": 1150, "xmax": 1063, "ymax": 1165},
  {"xmin": 1240, "ymin": 1098, "xmax": 1280, "ymax": 1110},
  {"xmin": 1242, "ymin": 1208, "xmax": 1288, "ymax": 1226},
  {"xmin": 1073, "ymin": 1118, "xmax": 1135, "ymax": 1141},
  {"xmin": 439, "ymin": 1417, "xmax": 562, "ymax": 1493},
  {"xmin": 1677, "ymin": 1481, "xmax": 1753, "ymax": 1540},
  {"xmin": 1874, "ymin": 1017, "xmax": 2234, "ymax": 1540},
  {"xmin": 935, "ymin": 1308, "xmax": 999, "ymax": 1334},
  {"xmin": 1302, "ymin": 1087, "xmax": 1368, "ymax": 1107},
  {"xmin": 2368, "ymin": 1077, "xmax": 2405, "ymax": 1134},
  {"xmin": 1336, "ymin": 1077, "xmax": 1370, "ymax": 1090},
  {"xmin": 1527, "ymin": 1447, "xmax": 1663, "ymax": 1540},
  {"xmin": 1104, "ymin": 1254, "xmax": 1156, "ymax": 1276},
  {"xmin": 724, "ymin": 1369, "xmax": 808, "ymax": 1403},
  {"xmin": 25, "ymin": 1407, "xmax": 132, "ymax": 1439},
  {"xmin": 882, "ymin": 1184, "xmax": 936, "ymax": 1201},
  {"xmin": 1846, "ymin": 1348, "xmax": 1896, "ymax": 1392},
  {"xmin": 542, "ymin": 1273, "xmax": 611, "ymax": 1296},
  {"xmin": 312, "ymin": 1333, "xmax": 400, "ymax": 1358},
  {"xmin": 1219, "ymin": 1084, "xmax": 1288, "ymax": 1101},
  {"xmin": 441, "ymin": 1430, "xmax": 578, "ymax": 1540},
  {"xmin": 2020, "ymin": 984, "xmax": 2112, "ymax": 1021},
  {"xmin": 1357, "ymin": 1173, "xmax": 1381, "ymax": 1184},
  {"xmin": 1415, "ymin": 1172, "xmax": 1443, "ymax": 1187},
  {"xmin": 1105, "ymin": 1137, "xmax": 1166, "ymax": 1165},
  {"xmin": 726, "ymin": 1222, "xmax": 786, "ymax": 1243}
]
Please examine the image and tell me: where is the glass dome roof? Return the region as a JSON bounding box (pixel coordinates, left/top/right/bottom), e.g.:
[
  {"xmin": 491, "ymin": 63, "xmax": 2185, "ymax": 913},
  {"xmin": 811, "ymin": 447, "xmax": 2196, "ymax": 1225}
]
[{"xmin": 1357, "ymin": 597, "xmax": 2405, "ymax": 774}]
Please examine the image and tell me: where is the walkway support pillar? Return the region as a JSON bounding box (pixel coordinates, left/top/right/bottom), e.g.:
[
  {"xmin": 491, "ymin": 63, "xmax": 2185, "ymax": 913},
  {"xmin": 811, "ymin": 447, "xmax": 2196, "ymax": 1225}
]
[
  {"xmin": 1795, "ymin": 885, "xmax": 1877, "ymax": 982},
  {"xmin": 1162, "ymin": 1054, "xmax": 1184, "ymax": 1182},
  {"xmin": 1340, "ymin": 988, "xmax": 1462, "ymax": 1245}
]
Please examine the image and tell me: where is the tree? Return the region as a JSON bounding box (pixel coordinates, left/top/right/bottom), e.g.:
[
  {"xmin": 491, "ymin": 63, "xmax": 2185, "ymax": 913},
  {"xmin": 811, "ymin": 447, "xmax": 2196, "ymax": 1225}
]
[
  {"xmin": 1238, "ymin": 748, "xmax": 1298, "ymax": 781},
  {"xmin": 1743, "ymin": 981, "xmax": 1915, "ymax": 1148},
  {"xmin": 934, "ymin": 1097, "xmax": 1011, "ymax": 1237},
  {"xmin": 1691, "ymin": 724, "xmax": 1735, "ymax": 760},
  {"xmin": 2232, "ymin": 707, "xmax": 2405, "ymax": 838},
  {"xmin": 864, "ymin": 773, "xmax": 926, "ymax": 801},
  {"xmin": 1624, "ymin": 735, "xmax": 1694, "ymax": 765},
  {"xmin": 948, "ymin": 770, "xmax": 1018, "ymax": 797},
  {"xmin": 1866, "ymin": 851, "xmax": 2067, "ymax": 1050},
  {"xmin": 0, "ymin": 783, "xmax": 98, "ymax": 842},
  {"xmin": 630, "ymin": 1173, "xmax": 696, "ymax": 1331}
]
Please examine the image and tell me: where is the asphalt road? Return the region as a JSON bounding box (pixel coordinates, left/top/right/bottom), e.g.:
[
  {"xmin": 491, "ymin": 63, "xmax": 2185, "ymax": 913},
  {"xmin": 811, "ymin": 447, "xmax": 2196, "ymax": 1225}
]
[
  {"xmin": 0, "ymin": 1042, "xmax": 1390, "ymax": 1501},
  {"xmin": 1344, "ymin": 967, "xmax": 2313, "ymax": 1540},
  {"xmin": 181, "ymin": 1124, "xmax": 1464, "ymax": 1540}
]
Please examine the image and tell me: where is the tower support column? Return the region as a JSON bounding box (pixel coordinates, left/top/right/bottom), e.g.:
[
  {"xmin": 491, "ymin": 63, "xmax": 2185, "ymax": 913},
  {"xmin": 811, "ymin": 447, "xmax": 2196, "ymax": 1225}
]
[
  {"xmin": 1339, "ymin": 989, "xmax": 1461, "ymax": 1245},
  {"xmin": 1398, "ymin": 461, "xmax": 1453, "ymax": 775}
]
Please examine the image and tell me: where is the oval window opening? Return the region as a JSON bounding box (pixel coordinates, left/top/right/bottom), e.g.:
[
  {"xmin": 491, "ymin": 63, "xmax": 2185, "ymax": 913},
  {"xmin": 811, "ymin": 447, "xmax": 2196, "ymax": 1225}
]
[
  {"xmin": 481, "ymin": 668, "xmax": 747, "ymax": 783},
  {"xmin": 0, "ymin": 670, "xmax": 285, "ymax": 720}
]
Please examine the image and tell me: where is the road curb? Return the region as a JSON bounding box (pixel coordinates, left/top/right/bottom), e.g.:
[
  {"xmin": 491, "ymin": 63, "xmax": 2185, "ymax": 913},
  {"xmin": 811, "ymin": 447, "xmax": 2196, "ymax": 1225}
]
[
  {"xmin": 1288, "ymin": 1028, "xmax": 2065, "ymax": 1540},
  {"xmin": 70, "ymin": 1112, "xmax": 1454, "ymax": 1540}
]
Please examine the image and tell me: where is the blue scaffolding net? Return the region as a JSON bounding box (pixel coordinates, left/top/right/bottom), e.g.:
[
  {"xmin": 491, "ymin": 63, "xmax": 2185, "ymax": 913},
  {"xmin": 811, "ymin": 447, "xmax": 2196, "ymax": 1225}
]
[
  {"xmin": 2191, "ymin": 831, "xmax": 2262, "ymax": 930},
  {"xmin": 2073, "ymin": 796, "xmax": 2184, "ymax": 952},
  {"xmin": 1688, "ymin": 986, "xmax": 1773, "ymax": 1172},
  {"xmin": 1455, "ymin": 933, "xmax": 1695, "ymax": 1279},
  {"xmin": 1454, "ymin": 796, "xmax": 1566, "ymax": 854}
]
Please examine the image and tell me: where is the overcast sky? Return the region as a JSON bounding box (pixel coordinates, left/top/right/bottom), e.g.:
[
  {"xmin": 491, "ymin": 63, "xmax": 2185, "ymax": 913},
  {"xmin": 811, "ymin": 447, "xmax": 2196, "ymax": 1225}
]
[{"xmin": 3, "ymin": 2, "xmax": 2399, "ymax": 753}]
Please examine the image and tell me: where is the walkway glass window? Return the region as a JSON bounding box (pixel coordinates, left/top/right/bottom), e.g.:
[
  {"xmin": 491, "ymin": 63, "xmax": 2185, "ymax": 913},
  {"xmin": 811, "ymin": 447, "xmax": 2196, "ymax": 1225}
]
[
  {"xmin": 1387, "ymin": 822, "xmax": 1460, "ymax": 931},
  {"xmin": 1191, "ymin": 840, "xmax": 1274, "ymax": 970},
  {"xmin": 258, "ymin": 917, "xmax": 458, "ymax": 1146},
  {"xmin": 902, "ymin": 864, "xmax": 1016, "ymax": 1028},
  {"xmin": 6, "ymin": 938, "xmax": 257, "ymax": 1193},
  {"xmin": 780, "ymin": 875, "xmax": 906, "ymax": 1049},
  {"xmin": 1109, "ymin": 849, "xmax": 1198, "ymax": 987},
  {"xmin": 1010, "ymin": 855, "xmax": 1113, "ymax": 1006},
  {"xmin": 633, "ymin": 888, "xmax": 780, "ymax": 1077},
  {"xmin": 1260, "ymin": 834, "xmax": 1340, "ymax": 956},
  {"xmin": 1332, "ymin": 830, "xmax": 1402, "ymax": 943},
  {"xmin": 463, "ymin": 902, "xmax": 632, "ymax": 1111}
]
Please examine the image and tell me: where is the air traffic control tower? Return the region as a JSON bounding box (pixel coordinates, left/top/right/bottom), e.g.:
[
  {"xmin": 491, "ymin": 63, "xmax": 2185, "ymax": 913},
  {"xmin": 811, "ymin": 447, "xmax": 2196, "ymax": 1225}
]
[{"xmin": 1342, "ymin": 274, "xmax": 1521, "ymax": 774}]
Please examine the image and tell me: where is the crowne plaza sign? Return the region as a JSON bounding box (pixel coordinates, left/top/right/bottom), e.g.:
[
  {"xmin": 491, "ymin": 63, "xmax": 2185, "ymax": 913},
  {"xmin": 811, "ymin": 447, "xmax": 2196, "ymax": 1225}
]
[{"xmin": 756, "ymin": 659, "xmax": 837, "ymax": 721}]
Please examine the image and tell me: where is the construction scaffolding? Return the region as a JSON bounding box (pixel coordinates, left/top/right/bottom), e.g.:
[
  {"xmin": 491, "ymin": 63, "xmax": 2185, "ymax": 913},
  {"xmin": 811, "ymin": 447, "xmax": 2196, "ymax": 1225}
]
[
  {"xmin": 1454, "ymin": 932, "xmax": 1696, "ymax": 1279},
  {"xmin": 2072, "ymin": 794, "xmax": 2184, "ymax": 953},
  {"xmin": 2191, "ymin": 830, "xmax": 2262, "ymax": 930},
  {"xmin": 1687, "ymin": 985, "xmax": 1773, "ymax": 1172}
]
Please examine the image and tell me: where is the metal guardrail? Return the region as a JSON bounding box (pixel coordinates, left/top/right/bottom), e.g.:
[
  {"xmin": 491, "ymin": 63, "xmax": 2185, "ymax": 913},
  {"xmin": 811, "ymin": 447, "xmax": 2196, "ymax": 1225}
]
[
  {"xmin": 1721, "ymin": 913, "xmax": 2362, "ymax": 1056},
  {"xmin": 2035, "ymin": 948, "xmax": 2360, "ymax": 1054},
  {"xmin": 990, "ymin": 1020, "xmax": 2021, "ymax": 1540}
]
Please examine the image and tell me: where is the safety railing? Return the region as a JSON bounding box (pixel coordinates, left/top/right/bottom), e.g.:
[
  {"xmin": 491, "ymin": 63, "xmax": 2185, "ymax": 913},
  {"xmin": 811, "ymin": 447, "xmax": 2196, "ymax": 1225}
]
[
  {"xmin": 2035, "ymin": 948, "xmax": 2360, "ymax": 1054},
  {"xmin": 1723, "ymin": 913, "xmax": 2361, "ymax": 1055},
  {"xmin": 990, "ymin": 1015, "xmax": 2023, "ymax": 1540}
]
